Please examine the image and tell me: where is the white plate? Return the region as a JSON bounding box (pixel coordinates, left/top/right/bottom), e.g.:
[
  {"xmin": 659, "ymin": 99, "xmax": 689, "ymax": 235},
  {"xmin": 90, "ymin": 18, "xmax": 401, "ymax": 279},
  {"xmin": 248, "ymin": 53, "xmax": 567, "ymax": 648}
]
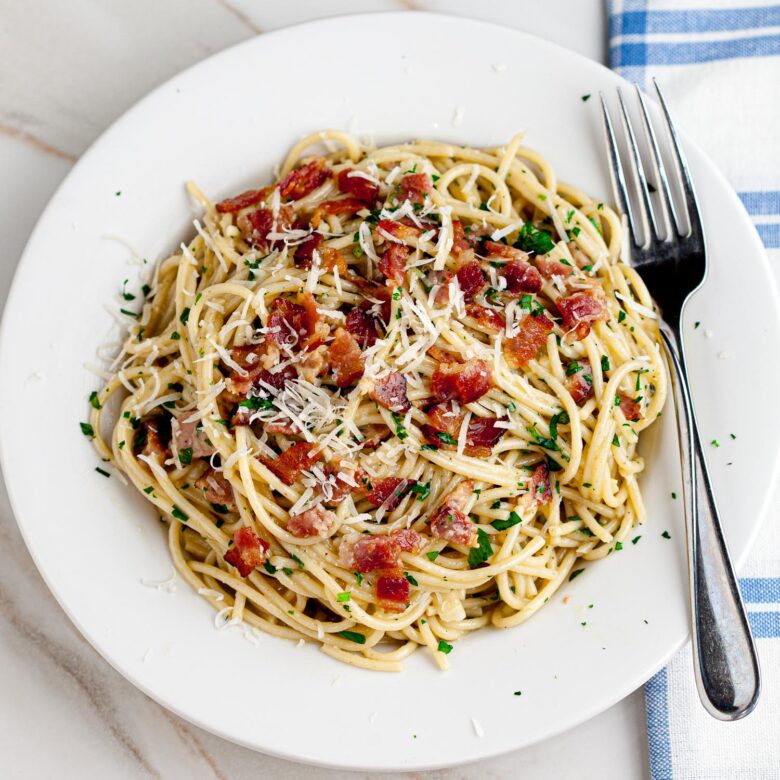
[{"xmin": 1, "ymin": 12, "xmax": 778, "ymax": 772}]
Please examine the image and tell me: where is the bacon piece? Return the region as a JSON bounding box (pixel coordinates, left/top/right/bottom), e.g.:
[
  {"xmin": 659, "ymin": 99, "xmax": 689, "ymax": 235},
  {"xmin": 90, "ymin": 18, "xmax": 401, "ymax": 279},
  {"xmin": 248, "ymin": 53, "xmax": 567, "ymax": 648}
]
[
  {"xmin": 398, "ymin": 173, "xmax": 433, "ymax": 205},
  {"xmin": 238, "ymin": 206, "xmax": 294, "ymax": 252},
  {"xmin": 172, "ymin": 415, "xmax": 215, "ymax": 458},
  {"xmin": 228, "ymin": 364, "xmax": 295, "ymax": 405},
  {"xmin": 216, "ymin": 187, "xmax": 270, "ymax": 213},
  {"xmin": 618, "ymin": 393, "xmax": 642, "ymax": 422},
  {"xmin": 365, "ymin": 477, "xmax": 414, "ymax": 510},
  {"xmin": 224, "ymin": 527, "xmax": 269, "ymax": 576},
  {"xmin": 536, "ymin": 255, "xmax": 575, "ymax": 279},
  {"xmin": 503, "ymin": 260, "xmax": 543, "ymax": 294},
  {"xmin": 138, "ymin": 417, "xmax": 170, "ymax": 459},
  {"xmin": 320, "ymin": 247, "xmax": 348, "ymax": 274},
  {"xmin": 360, "ymin": 424, "xmax": 391, "ymax": 450},
  {"xmin": 557, "ymin": 289, "xmax": 608, "ymax": 340},
  {"xmin": 318, "ymin": 463, "xmax": 355, "ymax": 506},
  {"xmin": 451, "ymin": 220, "xmax": 476, "ymax": 258},
  {"xmin": 527, "ymin": 462, "xmax": 552, "ymax": 505},
  {"xmin": 430, "ymin": 359, "xmax": 493, "ymax": 405},
  {"xmin": 339, "ymin": 529, "xmax": 422, "ymax": 573},
  {"xmin": 266, "ymin": 292, "xmax": 326, "ymax": 351},
  {"xmin": 279, "ymin": 157, "xmax": 330, "ymax": 200},
  {"xmin": 337, "ymin": 169, "xmax": 379, "ymax": 204},
  {"xmin": 444, "ymin": 479, "xmax": 475, "ymax": 512},
  {"xmin": 293, "ymin": 232, "xmax": 323, "ymax": 268},
  {"xmin": 503, "ymin": 313, "xmax": 554, "ymax": 369},
  {"xmin": 456, "ymin": 261, "xmax": 485, "ymax": 301},
  {"xmin": 465, "ymin": 304, "xmax": 505, "ymax": 332},
  {"xmin": 370, "ymin": 372, "xmax": 410, "ymax": 413},
  {"xmin": 564, "ymin": 359, "xmax": 594, "ymax": 405},
  {"xmin": 422, "ymin": 403, "xmax": 505, "ymax": 457},
  {"xmin": 294, "ymin": 344, "xmax": 329, "ymax": 383},
  {"xmin": 377, "ymin": 219, "xmax": 423, "ymax": 243},
  {"xmin": 429, "ymin": 506, "xmax": 477, "ymax": 547},
  {"xmin": 258, "ymin": 442, "xmax": 320, "ymax": 485},
  {"xmin": 345, "ymin": 307, "xmax": 379, "ymax": 347},
  {"xmin": 376, "ymin": 575, "xmax": 410, "ymax": 612},
  {"xmin": 327, "ymin": 327, "xmax": 364, "ymax": 387},
  {"xmin": 196, "ymin": 467, "xmax": 236, "ymax": 508},
  {"xmin": 464, "ymin": 417, "xmax": 506, "ymax": 457},
  {"xmin": 264, "ymin": 419, "xmax": 300, "ymax": 436},
  {"xmin": 427, "ymin": 344, "xmax": 460, "ymax": 364},
  {"xmin": 378, "ymin": 242, "xmax": 410, "ymax": 285},
  {"xmin": 346, "ymin": 276, "xmax": 393, "ymax": 323},
  {"xmin": 482, "ymin": 241, "xmax": 529, "ymax": 261},
  {"xmin": 288, "ymin": 506, "xmax": 338, "ymax": 538},
  {"xmin": 318, "ymin": 196, "xmax": 366, "ymax": 217}
]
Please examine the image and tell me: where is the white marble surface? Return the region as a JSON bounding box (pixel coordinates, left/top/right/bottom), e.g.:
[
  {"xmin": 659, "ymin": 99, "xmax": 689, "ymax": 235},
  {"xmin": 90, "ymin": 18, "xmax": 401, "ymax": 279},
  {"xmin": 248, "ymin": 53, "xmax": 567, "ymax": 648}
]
[{"xmin": 0, "ymin": 1, "xmax": 672, "ymax": 777}]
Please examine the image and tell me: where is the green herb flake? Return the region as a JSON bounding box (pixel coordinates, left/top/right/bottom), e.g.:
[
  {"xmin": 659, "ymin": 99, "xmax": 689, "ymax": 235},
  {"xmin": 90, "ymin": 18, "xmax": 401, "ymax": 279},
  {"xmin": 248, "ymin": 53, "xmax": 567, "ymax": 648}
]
[
  {"xmin": 211, "ymin": 503, "xmax": 230, "ymax": 514},
  {"xmin": 337, "ymin": 630, "xmax": 366, "ymax": 645},
  {"xmin": 711, "ymin": 439, "xmax": 720, "ymax": 448},
  {"xmin": 426, "ymin": 551, "xmax": 440, "ymax": 562},
  {"xmin": 404, "ymin": 572, "xmax": 419, "ymax": 587},
  {"xmin": 492, "ymin": 511, "xmax": 522, "ymax": 531},
  {"xmin": 569, "ymin": 568, "xmax": 585, "ymax": 581},
  {"xmin": 581, "ymin": 93, "xmax": 591, "ymax": 102},
  {"xmin": 513, "ymin": 690, "xmax": 522, "ymax": 696},
  {"xmin": 514, "ymin": 222, "xmax": 555, "ymax": 255},
  {"xmin": 615, "ymin": 541, "xmax": 623, "ymax": 551},
  {"xmin": 612, "ymin": 434, "xmax": 620, "ymax": 447},
  {"xmin": 618, "ymin": 310, "xmax": 626, "ymax": 323},
  {"xmin": 171, "ymin": 505, "xmax": 189, "ymax": 522},
  {"xmin": 467, "ymin": 528, "xmax": 493, "ymax": 569},
  {"xmin": 291, "ymin": 553, "xmax": 305, "ymax": 570},
  {"xmin": 94, "ymin": 467, "xmax": 110, "ymax": 478},
  {"xmin": 143, "ymin": 485, "xmax": 154, "ymax": 494},
  {"xmin": 730, "ymin": 433, "xmax": 737, "ymax": 440},
  {"xmin": 436, "ymin": 431, "xmax": 457, "ymax": 446},
  {"xmin": 178, "ymin": 447, "xmax": 193, "ymax": 466},
  {"xmin": 632, "ymin": 535, "xmax": 641, "ymax": 544},
  {"xmin": 263, "ymin": 560, "xmax": 277, "ymax": 575},
  {"xmin": 437, "ymin": 639, "xmax": 453, "ymax": 655},
  {"xmin": 549, "ymin": 410, "xmax": 570, "ymax": 441},
  {"xmin": 80, "ymin": 422, "xmax": 95, "ymax": 438},
  {"xmin": 601, "ymin": 355, "xmax": 610, "ymax": 373},
  {"xmin": 391, "ymin": 412, "xmax": 409, "ymax": 441},
  {"xmin": 337, "ymin": 592, "xmax": 351, "ymax": 603},
  {"xmin": 661, "ymin": 530, "xmax": 671, "ymax": 540},
  {"xmin": 180, "ymin": 307, "xmax": 191, "ymax": 325},
  {"xmin": 411, "ymin": 481, "xmax": 431, "ymax": 501}
]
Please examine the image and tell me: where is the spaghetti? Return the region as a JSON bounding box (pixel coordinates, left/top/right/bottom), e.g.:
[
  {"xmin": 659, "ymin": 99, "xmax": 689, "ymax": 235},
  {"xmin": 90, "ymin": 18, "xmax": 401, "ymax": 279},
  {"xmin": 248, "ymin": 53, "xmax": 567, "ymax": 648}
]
[{"xmin": 88, "ymin": 131, "xmax": 666, "ymax": 671}]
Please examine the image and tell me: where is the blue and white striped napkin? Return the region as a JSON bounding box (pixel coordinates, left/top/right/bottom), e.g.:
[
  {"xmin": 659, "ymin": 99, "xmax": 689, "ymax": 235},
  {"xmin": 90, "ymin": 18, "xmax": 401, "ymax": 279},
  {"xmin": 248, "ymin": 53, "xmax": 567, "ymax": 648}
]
[{"xmin": 607, "ymin": 2, "xmax": 780, "ymax": 778}]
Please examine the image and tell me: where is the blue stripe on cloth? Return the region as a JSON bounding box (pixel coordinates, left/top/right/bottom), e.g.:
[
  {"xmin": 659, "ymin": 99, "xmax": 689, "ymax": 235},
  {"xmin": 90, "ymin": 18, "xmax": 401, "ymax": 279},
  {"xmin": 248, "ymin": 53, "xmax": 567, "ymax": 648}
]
[
  {"xmin": 740, "ymin": 577, "xmax": 780, "ymax": 603},
  {"xmin": 611, "ymin": 33, "xmax": 780, "ymax": 66},
  {"xmin": 748, "ymin": 611, "xmax": 780, "ymax": 638},
  {"xmin": 756, "ymin": 224, "xmax": 780, "ymax": 248},
  {"xmin": 645, "ymin": 667, "xmax": 673, "ymax": 780},
  {"xmin": 739, "ymin": 191, "xmax": 780, "ymax": 215},
  {"xmin": 618, "ymin": 6, "xmax": 780, "ymax": 36}
]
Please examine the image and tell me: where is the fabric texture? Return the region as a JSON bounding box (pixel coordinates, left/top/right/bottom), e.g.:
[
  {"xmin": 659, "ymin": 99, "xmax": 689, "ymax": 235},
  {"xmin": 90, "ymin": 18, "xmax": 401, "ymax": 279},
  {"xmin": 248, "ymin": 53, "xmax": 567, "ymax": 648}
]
[{"xmin": 607, "ymin": 2, "xmax": 780, "ymax": 778}]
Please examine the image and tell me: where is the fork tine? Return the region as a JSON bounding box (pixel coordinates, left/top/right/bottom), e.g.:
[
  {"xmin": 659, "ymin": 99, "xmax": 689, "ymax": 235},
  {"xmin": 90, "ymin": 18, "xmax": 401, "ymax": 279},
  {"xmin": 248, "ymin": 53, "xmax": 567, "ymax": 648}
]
[
  {"xmin": 634, "ymin": 84, "xmax": 677, "ymax": 240},
  {"xmin": 599, "ymin": 92, "xmax": 642, "ymax": 249},
  {"xmin": 616, "ymin": 87, "xmax": 654, "ymax": 245},
  {"xmin": 652, "ymin": 78, "xmax": 703, "ymax": 239}
]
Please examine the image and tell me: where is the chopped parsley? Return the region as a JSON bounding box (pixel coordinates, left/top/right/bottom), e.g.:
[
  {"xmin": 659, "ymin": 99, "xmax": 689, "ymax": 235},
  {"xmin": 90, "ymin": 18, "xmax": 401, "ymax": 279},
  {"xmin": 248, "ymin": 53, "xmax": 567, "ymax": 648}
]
[
  {"xmin": 437, "ymin": 640, "xmax": 453, "ymax": 655},
  {"xmin": 392, "ymin": 413, "xmax": 409, "ymax": 441},
  {"xmin": 337, "ymin": 630, "xmax": 366, "ymax": 645},
  {"xmin": 612, "ymin": 434, "xmax": 620, "ymax": 447},
  {"xmin": 569, "ymin": 568, "xmax": 585, "ymax": 581},
  {"xmin": 411, "ymin": 481, "xmax": 431, "ymax": 501},
  {"xmin": 80, "ymin": 422, "xmax": 95, "ymax": 438},
  {"xmin": 89, "ymin": 391, "xmax": 102, "ymax": 409},
  {"xmin": 514, "ymin": 222, "xmax": 555, "ymax": 255},
  {"xmin": 211, "ymin": 503, "xmax": 230, "ymax": 514},
  {"xmin": 404, "ymin": 572, "xmax": 419, "ymax": 587},
  {"xmin": 426, "ymin": 551, "xmax": 440, "ymax": 562},
  {"xmin": 120, "ymin": 308, "xmax": 139, "ymax": 319},
  {"xmin": 436, "ymin": 431, "xmax": 457, "ymax": 446},
  {"xmin": 711, "ymin": 439, "xmax": 720, "ymax": 448},
  {"xmin": 171, "ymin": 505, "xmax": 188, "ymax": 522},
  {"xmin": 354, "ymin": 572, "xmax": 363, "ymax": 585},
  {"xmin": 420, "ymin": 444, "xmax": 439, "ymax": 451},
  {"xmin": 581, "ymin": 93, "xmax": 591, "ymax": 102},
  {"xmin": 632, "ymin": 535, "xmax": 642, "ymax": 545},
  {"xmin": 263, "ymin": 561, "xmax": 277, "ymax": 574},
  {"xmin": 170, "ymin": 331, "xmax": 181, "ymax": 340},
  {"xmin": 94, "ymin": 467, "xmax": 110, "ymax": 478},
  {"xmin": 291, "ymin": 553, "xmax": 305, "ymax": 570},
  {"xmin": 143, "ymin": 485, "xmax": 154, "ymax": 495},
  {"xmin": 526, "ymin": 424, "xmax": 559, "ymax": 451},
  {"xmin": 467, "ymin": 528, "xmax": 493, "ymax": 569},
  {"xmin": 661, "ymin": 530, "xmax": 671, "ymax": 539},
  {"xmin": 601, "ymin": 355, "xmax": 610, "ymax": 373},
  {"xmin": 549, "ymin": 410, "xmax": 570, "ymax": 441},
  {"xmin": 615, "ymin": 541, "xmax": 623, "ymax": 551},
  {"xmin": 238, "ymin": 396, "xmax": 274, "ymax": 410},
  {"xmin": 492, "ymin": 511, "xmax": 522, "ymax": 531},
  {"xmin": 336, "ymin": 592, "xmax": 351, "ymax": 603},
  {"xmin": 179, "ymin": 307, "xmax": 190, "ymax": 325},
  {"xmin": 178, "ymin": 447, "xmax": 193, "ymax": 466}
]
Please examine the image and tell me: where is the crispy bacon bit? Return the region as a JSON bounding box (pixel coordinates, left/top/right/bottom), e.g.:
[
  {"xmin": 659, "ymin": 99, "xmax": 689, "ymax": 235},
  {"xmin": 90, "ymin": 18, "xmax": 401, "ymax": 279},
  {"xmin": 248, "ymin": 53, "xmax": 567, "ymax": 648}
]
[
  {"xmin": 451, "ymin": 220, "xmax": 476, "ymax": 258},
  {"xmin": 238, "ymin": 206, "xmax": 294, "ymax": 252},
  {"xmin": 295, "ymin": 344, "xmax": 329, "ymax": 383},
  {"xmin": 293, "ymin": 232, "xmax": 323, "ymax": 268},
  {"xmin": 464, "ymin": 417, "xmax": 506, "ymax": 457},
  {"xmin": 456, "ymin": 261, "xmax": 485, "ymax": 301},
  {"xmin": 288, "ymin": 506, "xmax": 338, "ymax": 538},
  {"xmin": 503, "ymin": 260, "xmax": 543, "ymax": 294},
  {"xmin": 503, "ymin": 313, "xmax": 554, "ymax": 369},
  {"xmin": 360, "ymin": 424, "xmax": 391, "ymax": 450},
  {"xmin": 618, "ymin": 393, "xmax": 642, "ymax": 422},
  {"xmin": 172, "ymin": 416, "xmax": 215, "ymax": 458},
  {"xmin": 228, "ymin": 364, "xmax": 294, "ymax": 406},
  {"xmin": 319, "ymin": 463, "xmax": 355, "ymax": 506},
  {"xmin": 340, "ymin": 529, "xmax": 422, "ymax": 573},
  {"xmin": 422, "ymin": 403, "xmax": 505, "ymax": 457},
  {"xmin": 328, "ymin": 327, "xmax": 364, "ymax": 388},
  {"xmin": 428, "ymin": 344, "xmax": 460, "ymax": 364},
  {"xmin": 370, "ymin": 372, "xmax": 410, "ymax": 413},
  {"xmin": 536, "ymin": 255, "xmax": 574, "ymax": 279},
  {"xmin": 377, "ymin": 219, "xmax": 423, "ymax": 243},
  {"xmin": 528, "ymin": 462, "xmax": 552, "ymax": 504},
  {"xmin": 481, "ymin": 241, "xmax": 528, "ymax": 261},
  {"xmin": 337, "ymin": 169, "xmax": 379, "ymax": 204},
  {"xmin": 431, "ymin": 359, "xmax": 493, "ymax": 405},
  {"xmin": 318, "ymin": 197, "xmax": 366, "ymax": 216},
  {"xmin": 347, "ymin": 276, "xmax": 393, "ymax": 323},
  {"xmin": 139, "ymin": 417, "xmax": 170, "ymax": 459},
  {"xmin": 376, "ymin": 575, "xmax": 410, "ymax": 612},
  {"xmin": 564, "ymin": 359, "xmax": 594, "ymax": 405},
  {"xmin": 264, "ymin": 419, "xmax": 301, "ymax": 436},
  {"xmin": 266, "ymin": 293, "xmax": 326, "ymax": 351},
  {"xmin": 345, "ymin": 307, "xmax": 378, "ymax": 347},
  {"xmin": 258, "ymin": 441, "xmax": 320, "ymax": 486},
  {"xmin": 279, "ymin": 157, "xmax": 330, "ymax": 200},
  {"xmin": 365, "ymin": 477, "xmax": 414, "ymax": 510},
  {"xmin": 465, "ymin": 304, "xmax": 505, "ymax": 332},
  {"xmin": 215, "ymin": 187, "xmax": 269, "ymax": 213},
  {"xmin": 429, "ymin": 506, "xmax": 477, "ymax": 547},
  {"xmin": 444, "ymin": 479, "xmax": 475, "ymax": 511},
  {"xmin": 398, "ymin": 173, "xmax": 433, "ymax": 205},
  {"xmin": 378, "ymin": 242, "xmax": 410, "ymax": 285},
  {"xmin": 321, "ymin": 247, "xmax": 348, "ymax": 274},
  {"xmin": 557, "ymin": 289, "xmax": 608, "ymax": 340},
  {"xmin": 224, "ymin": 527, "xmax": 269, "ymax": 576},
  {"xmin": 196, "ymin": 467, "xmax": 236, "ymax": 508}
]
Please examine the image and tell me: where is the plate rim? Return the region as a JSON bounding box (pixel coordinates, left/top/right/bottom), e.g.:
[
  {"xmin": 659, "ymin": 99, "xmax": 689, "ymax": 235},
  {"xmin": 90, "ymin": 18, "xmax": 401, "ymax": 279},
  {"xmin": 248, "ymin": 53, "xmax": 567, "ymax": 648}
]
[{"xmin": 1, "ymin": 10, "xmax": 778, "ymax": 771}]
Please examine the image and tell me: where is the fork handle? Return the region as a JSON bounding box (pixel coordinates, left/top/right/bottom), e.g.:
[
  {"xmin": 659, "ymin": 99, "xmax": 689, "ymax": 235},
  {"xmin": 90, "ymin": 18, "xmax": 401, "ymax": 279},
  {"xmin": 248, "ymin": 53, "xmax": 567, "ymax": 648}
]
[{"xmin": 660, "ymin": 321, "xmax": 760, "ymax": 720}]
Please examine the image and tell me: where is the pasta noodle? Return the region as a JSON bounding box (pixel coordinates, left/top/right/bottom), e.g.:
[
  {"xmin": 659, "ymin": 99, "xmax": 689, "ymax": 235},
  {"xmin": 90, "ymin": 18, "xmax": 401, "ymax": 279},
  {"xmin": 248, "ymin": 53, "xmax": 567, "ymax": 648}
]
[{"xmin": 88, "ymin": 131, "xmax": 666, "ymax": 671}]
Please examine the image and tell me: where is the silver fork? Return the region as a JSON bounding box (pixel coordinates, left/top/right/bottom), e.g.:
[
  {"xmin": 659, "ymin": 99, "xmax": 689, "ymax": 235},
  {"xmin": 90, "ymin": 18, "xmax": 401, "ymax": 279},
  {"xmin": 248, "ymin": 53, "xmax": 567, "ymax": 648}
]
[{"xmin": 600, "ymin": 80, "xmax": 760, "ymax": 720}]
